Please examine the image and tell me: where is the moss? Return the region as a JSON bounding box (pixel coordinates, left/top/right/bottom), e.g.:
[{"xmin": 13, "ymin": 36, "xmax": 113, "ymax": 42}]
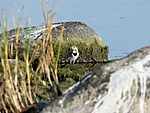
[
  {"xmin": 0, "ymin": 36, "xmax": 109, "ymax": 63},
  {"xmin": 59, "ymin": 78, "xmax": 76, "ymax": 92},
  {"xmin": 53, "ymin": 37, "xmax": 109, "ymax": 63},
  {"xmin": 58, "ymin": 63, "xmax": 105, "ymax": 82}
]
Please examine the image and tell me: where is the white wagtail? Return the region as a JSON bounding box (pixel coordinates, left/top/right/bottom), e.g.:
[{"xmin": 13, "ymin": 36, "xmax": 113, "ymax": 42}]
[{"xmin": 67, "ymin": 46, "xmax": 79, "ymax": 64}]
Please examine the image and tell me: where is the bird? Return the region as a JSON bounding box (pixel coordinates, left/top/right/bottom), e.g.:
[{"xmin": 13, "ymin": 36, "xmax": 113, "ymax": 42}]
[{"xmin": 67, "ymin": 46, "xmax": 79, "ymax": 64}]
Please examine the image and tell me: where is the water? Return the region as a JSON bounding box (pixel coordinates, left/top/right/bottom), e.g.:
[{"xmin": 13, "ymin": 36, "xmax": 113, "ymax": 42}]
[{"xmin": 0, "ymin": 0, "xmax": 150, "ymax": 59}]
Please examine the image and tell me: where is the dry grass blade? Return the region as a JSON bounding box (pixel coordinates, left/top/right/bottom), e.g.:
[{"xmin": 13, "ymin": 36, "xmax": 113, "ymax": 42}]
[
  {"xmin": 0, "ymin": 11, "xmax": 35, "ymax": 113},
  {"xmin": 0, "ymin": 1, "xmax": 64, "ymax": 112}
]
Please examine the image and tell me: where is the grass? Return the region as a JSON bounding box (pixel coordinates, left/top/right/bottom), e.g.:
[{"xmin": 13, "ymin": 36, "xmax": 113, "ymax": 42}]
[{"xmin": 0, "ymin": 1, "xmax": 63, "ymax": 112}]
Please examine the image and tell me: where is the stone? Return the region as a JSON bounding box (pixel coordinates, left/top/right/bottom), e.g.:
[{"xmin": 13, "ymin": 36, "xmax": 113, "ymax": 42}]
[
  {"xmin": 0, "ymin": 22, "xmax": 109, "ymax": 63},
  {"xmin": 40, "ymin": 46, "xmax": 150, "ymax": 113}
]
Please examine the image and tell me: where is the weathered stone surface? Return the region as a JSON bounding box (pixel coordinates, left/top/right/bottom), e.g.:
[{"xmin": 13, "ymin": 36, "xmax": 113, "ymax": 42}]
[
  {"xmin": 41, "ymin": 46, "xmax": 150, "ymax": 113},
  {"xmin": 0, "ymin": 22, "xmax": 109, "ymax": 63}
]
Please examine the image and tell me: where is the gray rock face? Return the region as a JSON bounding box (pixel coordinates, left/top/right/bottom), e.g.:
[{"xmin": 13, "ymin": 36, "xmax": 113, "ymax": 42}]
[
  {"xmin": 52, "ymin": 22, "xmax": 101, "ymax": 39},
  {"xmin": 0, "ymin": 21, "xmax": 101, "ymax": 40},
  {"xmin": 41, "ymin": 46, "xmax": 150, "ymax": 113}
]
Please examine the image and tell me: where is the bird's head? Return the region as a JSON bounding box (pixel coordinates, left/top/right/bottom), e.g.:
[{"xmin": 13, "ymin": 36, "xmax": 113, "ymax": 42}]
[{"xmin": 71, "ymin": 46, "xmax": 79, "ymax": 56}]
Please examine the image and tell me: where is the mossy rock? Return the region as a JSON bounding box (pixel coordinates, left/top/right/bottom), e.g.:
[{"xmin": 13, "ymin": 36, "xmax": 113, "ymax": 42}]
[
  {"xmin": 0, "ymin": 21, "xmax": 109, "ymax": 63},
  {"xmin": 52, "ymin": 22, "xmax": 109, "ymax": 63}
]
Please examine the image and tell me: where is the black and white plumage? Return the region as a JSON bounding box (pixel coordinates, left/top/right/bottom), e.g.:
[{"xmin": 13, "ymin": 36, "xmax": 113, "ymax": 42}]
[{"xmin": 67, "ymin": 46, "xmax": 79, "ymax": 64}]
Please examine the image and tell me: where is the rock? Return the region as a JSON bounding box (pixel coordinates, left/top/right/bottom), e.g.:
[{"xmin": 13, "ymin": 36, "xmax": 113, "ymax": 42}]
[
  {"xmin": 0, "ymin": 21, "xmax": 108, "ymax": 63},
  {"xmin": 40, "ymin": 46, "xmax": 150, "ymax": 113}
]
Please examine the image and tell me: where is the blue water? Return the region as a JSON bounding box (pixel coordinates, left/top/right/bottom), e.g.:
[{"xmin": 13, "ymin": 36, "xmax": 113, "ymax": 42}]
[{"xmin": 0, "ymin": 0, "xmax": 150, "ymax": 59}]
